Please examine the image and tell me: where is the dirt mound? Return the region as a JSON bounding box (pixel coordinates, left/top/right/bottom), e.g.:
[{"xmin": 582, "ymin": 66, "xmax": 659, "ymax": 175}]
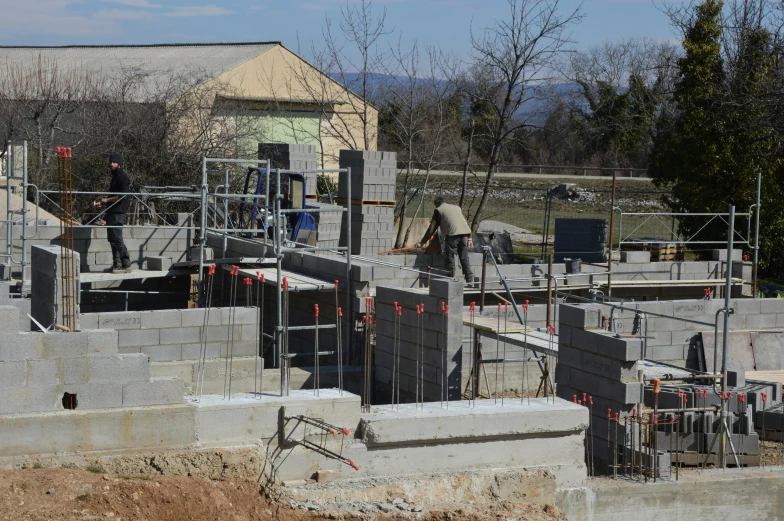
[{"xmin": 0, "ymin": 467, "xmax": 565, "ymax": 521}]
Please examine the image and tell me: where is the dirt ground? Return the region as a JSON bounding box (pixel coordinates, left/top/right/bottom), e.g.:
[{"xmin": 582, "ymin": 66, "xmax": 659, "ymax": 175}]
[{"xmin": 0, "ymin": 467, "xmax": 564, "ymax": 521}]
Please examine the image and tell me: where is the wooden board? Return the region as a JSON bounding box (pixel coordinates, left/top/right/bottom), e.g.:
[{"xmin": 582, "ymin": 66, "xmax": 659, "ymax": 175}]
[
  {"xmin": 463, "ymin": 312, "xmax": 532, "ymax": 334},
  {"xmin": 746, "ymin": 371, "xmax": 784, "ymax": 386}
]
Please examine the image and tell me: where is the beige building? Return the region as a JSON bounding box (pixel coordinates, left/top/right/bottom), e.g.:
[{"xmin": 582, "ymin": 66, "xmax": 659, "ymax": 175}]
[{"xmin": 0, "ymin": 42, "xmax": 377, "ymax": 168}]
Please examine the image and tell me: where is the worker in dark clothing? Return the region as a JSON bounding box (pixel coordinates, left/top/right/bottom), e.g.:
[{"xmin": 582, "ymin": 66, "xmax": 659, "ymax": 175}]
[
  {"xmin": 95, "ymin": 152, "xmax": 132, "ymax": 272},
  {"xmin": 416, "ymin": 196, "xmax": 475, "ymax": 284}
]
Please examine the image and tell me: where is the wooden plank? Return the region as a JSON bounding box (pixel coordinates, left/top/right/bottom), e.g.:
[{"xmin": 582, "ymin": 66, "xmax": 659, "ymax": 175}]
[
  {"xmin": 746, "ymin": 371, "xmax": 784, "ymax": 386},
  {"xmin": 463, "ymin": 313, "xmax": 532, "ymax": 333}
]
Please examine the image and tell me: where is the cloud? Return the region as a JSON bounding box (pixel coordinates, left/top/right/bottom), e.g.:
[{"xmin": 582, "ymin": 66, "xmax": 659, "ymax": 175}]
[
  {"xmin": 94, "ymin": 8, "xmax": 156, "ymax": 20},
  {"xmin": 0, "ymin": 0, "xmax": 119, "ymax": 38},
  {"xmin": 100, "ymin": 0, "xmax": 163, "ymax": 7},
  {"xmin": 166, "ymin": 4, "xmax": 235, "ymax": 17}
]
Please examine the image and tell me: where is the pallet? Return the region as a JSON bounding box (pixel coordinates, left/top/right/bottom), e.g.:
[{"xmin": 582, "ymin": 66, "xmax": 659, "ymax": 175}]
[
  {"xmin": 623, "ymin": 241, "xmax": 683, "ymax": 262},
  {"xmin": 336, "ymin": 198, "xmax": 395, "ymax": 207}
]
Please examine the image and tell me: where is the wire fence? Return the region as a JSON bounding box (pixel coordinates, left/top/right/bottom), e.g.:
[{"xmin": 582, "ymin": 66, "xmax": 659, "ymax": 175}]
[{"xmin": 397, "ymin": 178, "xmax": 751, "ymax": 260}]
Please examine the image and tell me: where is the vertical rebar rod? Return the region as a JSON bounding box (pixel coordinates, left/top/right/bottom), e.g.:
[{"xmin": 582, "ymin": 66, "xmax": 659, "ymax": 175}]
[
  {"xmin": 720, "ymin": 205, "xmax": 735, "ymax": 469},
  {"xmin": 314, "ymin": 304, "xmax": 320, "ymax": 397},
  {"xmin": 392, "ymin": 302, "xmax": 398, "ymax": 410},
  {"xmin": 495, "ymin": 303, "xmax": 500, "ymax": 405},
  {"xmin": 396, "ymin": 306, "xmax": 401, "ymax": 411},
  {"xmin": 334, "ymin": 280, "xmax": 343, "ymax": 395},
  {"xmin": 501, "ymin": 303, "xmax": 507, "ymax": 407},
  {"xmin": 255, "ymin": 273, "xmax": 261, "ymax": 399},
  {"xmin": 607, "ymin": 170, "xmax": 617, "ymax": 297},
  {"xmin": 753, "ymin": 172, "xmax": 761, "ymax": 298}
]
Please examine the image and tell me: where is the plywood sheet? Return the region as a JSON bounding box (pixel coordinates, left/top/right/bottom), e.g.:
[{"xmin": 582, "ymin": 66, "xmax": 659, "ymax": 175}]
[
  {"xmin": 700, "ymin": 330, "xmax": 754, "ymax": 372},
  {"xmin": 750, "ymin": 332, "xmax": 784, "ymax": 371}
]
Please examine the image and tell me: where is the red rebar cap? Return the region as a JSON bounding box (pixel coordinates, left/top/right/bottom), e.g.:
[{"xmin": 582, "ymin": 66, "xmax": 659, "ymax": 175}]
[
  {"xmin": 548, "ymin": 323, "xmax": 555, "ymax": 335},
  {"xmin": 739, "ymin": 393, "xmax": 745, "ymax": 403},
  {"xmin": 341, "ymin": 427, "xmax": 351, "ymax": 436},
  {"xmin": 55, "ymin": 147, "xmax": 62, "ymax": 157},
  {"xmin": 256, "ymin": 270, "xmax": 262, "ymax": 281},
  {"xmin": 588, "ymin": 396, "xmax": 593, "ymax": 405},
  {"xmin": 207, "ymin": 264, "xmax": 216, "ymax": 276},
  {"xmin": 670, "ymin": 415, "xmax": 675, "ymax": 424},
  {"xmin": 338, "ymin": 307, "xmax": 343, "ymax": 317},
  {"xmin": 314, "ymin": 304, "xmax": 319, "ymax": 317},
  {"xmin": 365, "ymin": 297, "xmax": 372, "ymax": 308},
  {"xmin": 504, "ymin": 302, "xmax": 509, "ymax": 311},
  {"xmin": 441, "ymin": 302, "xmax": 446, "ymax": 312},
  {"xmin": 282, "ymin": 277, "xmax": 289, "ymax": 289},
  {"xmin": 614, "ymin": 412, "xmax": 619, "ymax": 422},
  {"xmin": 444, "ymin": 305, "xmax": 449, "ymax": 315},
  {"xmin": 762, "ymin": 392, "xmax": 768, "ymax": 402},
  {"xmin": 607, "ymin": 408, "xmax": 611, "ymax": 418},
  {"xmin": 632, "ymin": 407, "xmax": 637, "ymax": 417},
  {"xmin": 523, "ymin": 300, "xmax": 529, "ymax": 312},
  {"xmin": 393, "ymin": 301, "xmax": 398, "ymax": 311},
  {"xmin": 230, "ymin": 265, "xmax": 239, "ymax": 276},
  {"xmin": 573, "ymin": 395, "xmax": 577, "ymax": 403},
  {"xmin": 244, "ymin": 277, "xmax": 252, "ymax": 285},
  {"xmin": 398, "ymin": 307, "xmax": 402, "ymax": 316},
  {"xmin": 416, "ymin": 305, "xmax": 421, "ymax": 315},
  {"xmin": 582, "ymin": 392, "xmax": 587, "ymax": 403},
  {"xmin": 497, "ymin": 303, "xmax": 501, "ymax": 312},
  {"xmin": 347, "ymin": 458, "xmax": 360, "ymax": 471}
]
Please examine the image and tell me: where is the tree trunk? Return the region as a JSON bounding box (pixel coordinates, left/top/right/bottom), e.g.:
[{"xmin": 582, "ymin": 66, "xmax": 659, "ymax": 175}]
[
  {"xmin": 404, "ymin": 165, "xmax": 432, "ymax": 246},
  {"xmin": 459, "ymin": 120, "xmax": 474, "ymax": 208},
  {"xmin": 394, "ymin": 161, "xmax": 412, "ymax": 248},
  {"xmin": 470, "ymin": 146, "xmax": 500, "ymax": 231}
]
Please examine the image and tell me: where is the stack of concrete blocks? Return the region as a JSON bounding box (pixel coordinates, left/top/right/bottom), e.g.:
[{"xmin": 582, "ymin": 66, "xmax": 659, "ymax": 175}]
[
  {"xmin": 0, "ymin": 280, "xmax": 31, "ymax": 330},
  {"xmin": 259, "ymin": 143, "xmax": 319, "ymax": 197},
  {"xmin": 644, "ymin": 383, "xmax": 764, "ymax": 458},
  {"xmin": 374, "ymin": 279, "xmax": 464, "ymax": 403},
  {"xmin": 555, "ymin": 304, "xmax": 654, "ymax": 472},
  {"xmin": 305, "ymin": 201, "xmax": 343, "ymax": 250},
  {"xmin": 0, "ymin": 213, "xmax": 192, "ymax": 274},
  {"xmin": 554, "ymin": 218, "xmax": 607, "ymax": 264},
  {"xmin": 31, "ymin": 245, "xmax": 81, "ymax": 331},
  {"xmin": 338, "ymin": 150, "xmax": 397, "ymax": 255}
]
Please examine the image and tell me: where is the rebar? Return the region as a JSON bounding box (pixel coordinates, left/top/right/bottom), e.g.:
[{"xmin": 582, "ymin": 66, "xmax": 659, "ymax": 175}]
[
  {"xmin": 314, "ymin": 304, "xmax": 320, "ymax": 396},
  {"xmin": 197, "ymin": 264, "xmax": 216, "ymax": 401},
  {"xmin": 392, "ymin": 302, "xmax": 398, "ymax": 410},
  {"xmin": 501, "ymin": 303, "xmax": 508, "ymax": 407},
  {"xmin": 56, "ymin": 147, "xmax": 77, "ymax": 332}
]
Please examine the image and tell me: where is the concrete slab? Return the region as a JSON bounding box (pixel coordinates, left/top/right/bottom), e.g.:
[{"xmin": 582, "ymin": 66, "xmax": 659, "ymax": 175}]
[
  {"xmin": 750, "ymin": 332, "xmax": 784, "ymax": 371},
  {"xmin": 361, "ymin": 398, "xmax": 587, "ymax": 445},
  {"xmin": 701, "ymin": 331, "xmax": 755, "ymax": 372}
]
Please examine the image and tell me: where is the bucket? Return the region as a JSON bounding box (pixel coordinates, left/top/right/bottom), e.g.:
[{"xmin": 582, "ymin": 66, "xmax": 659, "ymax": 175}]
[{"xmin": 565, "ymin": 258, "xmax": 581, "ymax": 274}]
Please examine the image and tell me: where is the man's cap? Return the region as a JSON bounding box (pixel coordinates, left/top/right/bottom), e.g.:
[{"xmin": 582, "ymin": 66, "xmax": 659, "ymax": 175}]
[{"xmin": 109, "ymin": 152, "xmax": 123, "ymax": 166}]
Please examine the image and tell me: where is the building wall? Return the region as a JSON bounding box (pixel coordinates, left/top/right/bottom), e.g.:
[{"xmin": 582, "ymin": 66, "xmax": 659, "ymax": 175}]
[{"xmin": 207, "ymin": 45, "xmax": 378, "ymax": 168}]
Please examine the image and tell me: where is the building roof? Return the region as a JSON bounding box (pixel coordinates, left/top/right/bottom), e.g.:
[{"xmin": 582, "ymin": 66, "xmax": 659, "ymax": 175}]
[{"xmin": 0, "ymin": 42, "xmax": 280, "ymax": 101}]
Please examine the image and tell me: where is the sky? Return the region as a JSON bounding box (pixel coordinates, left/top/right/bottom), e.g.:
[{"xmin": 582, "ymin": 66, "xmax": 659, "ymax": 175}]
[{"xmin": 0, "ymin": 0, "xmax": 683, "ymax": 59}]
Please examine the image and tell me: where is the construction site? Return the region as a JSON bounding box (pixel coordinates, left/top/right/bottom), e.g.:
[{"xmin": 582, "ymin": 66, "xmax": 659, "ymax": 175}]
[{"xmin": 0, "ymin": 135, "xmax": 783, "ymax": 521}]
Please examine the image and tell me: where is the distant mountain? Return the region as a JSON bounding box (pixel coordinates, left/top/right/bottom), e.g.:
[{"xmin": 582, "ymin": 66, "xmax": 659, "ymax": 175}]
[{"xmin": 329, "ymin": 72, "xmax": 582, "ymax": 123}]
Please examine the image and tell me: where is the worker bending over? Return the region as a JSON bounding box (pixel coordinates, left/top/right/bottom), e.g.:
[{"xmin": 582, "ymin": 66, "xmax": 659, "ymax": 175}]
[{"xmin": 416, "ymin": 196, "xmax": 474, "ymax": 284}]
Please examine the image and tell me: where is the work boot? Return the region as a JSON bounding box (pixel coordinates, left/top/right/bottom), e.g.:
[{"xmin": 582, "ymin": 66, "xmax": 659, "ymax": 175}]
[{"xmin": 114, "ymin": 265, "xmax": 132, "ymax": 274}]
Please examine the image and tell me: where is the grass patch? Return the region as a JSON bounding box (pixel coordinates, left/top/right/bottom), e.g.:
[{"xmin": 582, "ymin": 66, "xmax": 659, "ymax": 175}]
[
  {"xmin": 60, "ymin": 462, "xmax": 75, "ymax": 469},
  {"xmin": 119, "ymin": 475, "xmax": 151, "ymax": 481},
  {"xmin": 85, "ymin": 464, "xmax": 105, "ymax": 474},
  {"xmin": 32, "ymin": 462, "xmax": 43, "ymax": 469}
]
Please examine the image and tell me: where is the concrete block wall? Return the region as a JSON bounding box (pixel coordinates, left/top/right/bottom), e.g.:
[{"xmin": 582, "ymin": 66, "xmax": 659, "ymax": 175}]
[
  {"xmin": 80, "ymin": 307, "xmax": 259, "ymax": 362},
  {"xmin": 31, "ymin": 245, "xmax": 80, "ymax": 331},
  {"xmin": 0, "ymin": 304, "xmax": 183, "ymax": 414},
  {"xmin": 554, "ymin": 218, "xmax": 608, "ymax": 263},
  {"xmin": 259, "ymin": 143, "xmax": 319, "ymax": 196},
  {"xmin": 0, "ymin": 214, "xmax": 192, "ymax": 273},
  {"xmin": 374, "ymin": 279, "xmax": 464, "ymax": 403}
]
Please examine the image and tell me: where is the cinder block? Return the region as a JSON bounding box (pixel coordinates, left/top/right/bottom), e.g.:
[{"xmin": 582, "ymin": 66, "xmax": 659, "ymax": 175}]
[
  {"xmin": 61, "ymin": 383, "xmax": 124, "ymax": 410},
  {"xmin": 147, "ymin": 256, "xmax": 173, "ymax": 271},
  {"xmin": 41, "ymin": 332, "xmax": 89, "ymax": 358},
  {"xmin": 62, "ymin": 357, "xmax": 89, "ymax": 385},
  {"xmin": 620, "ymin": 251, "xmax": 650, "ymax": 263},
  {"xmin": 143, "ymin": 344, "xmax": 183, "ymax": 362},
  {"xmin": 712, "ymin": 249, "xmax": 743, "ymax": 261},
  {"xmin": 79, "ymin": 313, "xmax": 100, "ymax": 330},
  {"xmin": 119, "ymin": 328, "xmax": 160, "ymax": 347},
  {"xmin": 559, "ymin": 305, "xmax": 601, "ymax": 329},
  {"xmin": 86, "ymin": 329, "xmax": 119, "ymax": 356},
  {"xmin": 122, "ymin": 378, "xmax": 185, "ymax": 407},
  {"xmin": 181, "ymin": 308, "xmax": 220, "ymax": 327},
  {"xmin": 88, "ymin": 354, "xmax": 149, "ymax": 384},
  {"xmin": 26, "ymin": 359, "xmax": 59, "ymax": 387},
  {"xmin": 140, "ymin": 309, "xmax": 182, "ymax": 329},
  {"xmin": 0, "ymin": 360, "xmax": 25, "ymax": 389},
  {"xmin": 99, "ymin": 312, "xmax": 141, "ymax": 330},
  {"xmin": 180, "ymin": 342, "xmax": 222, "ymax": 360},
  {"xmin": 0, "ymin": 333, "xmax": 42, "ymax": 362},
  {"xmin": 160, "ymin": 327, "xmax": 201, "ymax": 345},
  {"xmin": 0, "ymin": 306, "xmax": 20, "ymax": 333},
  {"xmin": 429, "ymin": 279, "xmax": 462, "ymax": 300}
]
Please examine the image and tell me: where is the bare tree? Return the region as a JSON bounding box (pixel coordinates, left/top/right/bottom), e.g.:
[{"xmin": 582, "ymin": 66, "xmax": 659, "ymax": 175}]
[
  {"xmin": 454, "ymin": 0, "xmax": 582, "ymax": 229},
  {"xmin": 380, "ymin": 43, "xmax": 457, "ymax": 247}
]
